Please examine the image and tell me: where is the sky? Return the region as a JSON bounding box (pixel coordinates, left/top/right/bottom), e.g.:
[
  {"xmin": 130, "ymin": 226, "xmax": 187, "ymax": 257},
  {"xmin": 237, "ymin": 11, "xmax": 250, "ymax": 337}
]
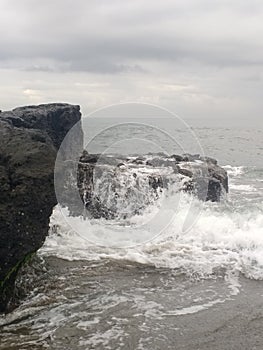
[{"xmin": 0, "ymin": 0, "xmax": 263, "ymax": 125}]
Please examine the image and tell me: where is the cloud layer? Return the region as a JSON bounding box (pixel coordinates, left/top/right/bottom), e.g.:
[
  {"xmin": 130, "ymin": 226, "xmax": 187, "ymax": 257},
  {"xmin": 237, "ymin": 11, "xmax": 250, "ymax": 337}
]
[{"xmin": 0, "ymin": 0, "xmax": 262, "ymax": 124}]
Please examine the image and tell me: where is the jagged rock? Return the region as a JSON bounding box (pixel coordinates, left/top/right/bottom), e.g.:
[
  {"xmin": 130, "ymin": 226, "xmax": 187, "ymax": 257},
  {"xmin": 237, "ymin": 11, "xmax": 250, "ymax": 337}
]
[
  {"xmin": 0, "ymin": 103, "xmax": 82, "ymax": 312},
  {"xmin": 76, "ymin": 153, "xmax": 228, "ymax": 220},
  {"xmin": 2, "ymin": 103, "xmax": 81, "ymax": 149}
]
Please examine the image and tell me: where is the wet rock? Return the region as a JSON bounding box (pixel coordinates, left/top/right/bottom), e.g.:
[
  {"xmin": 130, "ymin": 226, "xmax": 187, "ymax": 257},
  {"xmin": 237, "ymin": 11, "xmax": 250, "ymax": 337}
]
[
  {"xmin": 201, "ymin": 156, "xmax": 218, "ymax": 165},
  {"xmin": 131, "ymin": 157, "xmax": 144, "ymax": 165},
  {"xmin": 148, "ymin": 175, "xmax": 164, "ymax": 190},
  {"xmin": 178, "ymin": 168, "xmax": 193, "ymax": 178},
  {"xmin": 77, "ymin": 152, "xmax": 228, "ymax": 219},
  {"xmin": 0, "ymin": 103, "xmax": 82, "ymax": 312},
  {"xmin": 170, "ymin": 154, "xmax": 184, "ymax": 162}
]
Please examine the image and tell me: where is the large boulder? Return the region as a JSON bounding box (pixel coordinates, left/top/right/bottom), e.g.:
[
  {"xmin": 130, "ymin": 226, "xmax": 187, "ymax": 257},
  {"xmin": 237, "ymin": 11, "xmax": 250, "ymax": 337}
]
[
  {"xmin": 0, "ymin": 103, "xmax": 82, "ymax": 312},
  {"xmin": 75, "ymin": 153, "xmax": 228, "ymax": 220}
]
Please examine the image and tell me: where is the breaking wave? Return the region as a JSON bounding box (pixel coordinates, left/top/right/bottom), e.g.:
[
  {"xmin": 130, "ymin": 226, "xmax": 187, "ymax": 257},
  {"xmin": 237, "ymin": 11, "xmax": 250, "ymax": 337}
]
[{"xmin": 41, "ymin": 165, "xmax": 263, "ymax": 280}]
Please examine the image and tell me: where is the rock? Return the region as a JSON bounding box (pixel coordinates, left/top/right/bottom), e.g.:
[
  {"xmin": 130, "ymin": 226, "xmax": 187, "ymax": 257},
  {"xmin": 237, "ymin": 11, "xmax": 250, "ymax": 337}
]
[
  {"xmin": 76, "ymin": 153, "xmax": 228, "ymax": 219},
  {"xmin": 132, "ymin": 157, "xmax": 144, "ymax": 165},
  {"xmin": 148, "ymin": 175, "xmax": 164, "ymax": 190},
  {"xmin": 178, "ymin": 168, "xmax": 193, "ymax": 178},
  {"xmin": 170, "ymin": 154, "xmax": 184, "ymax": 162},
  {"xmin": 0, "ymin": 103, "xmax": 82, "ymax": 312},
  {"xmin": 3, "ymin": 103, "xmax": 81, "ymax": 149},
  {"xmin": 80, "ymin": 151, "xmax": 99, "ymax": 164},
  {"xmin": 201, "ymin": 156, "xmax": 218, "ymax": 165},
  {"xmin": 146, "ymin": 157, "xmax": 177, "ymax": 168}
]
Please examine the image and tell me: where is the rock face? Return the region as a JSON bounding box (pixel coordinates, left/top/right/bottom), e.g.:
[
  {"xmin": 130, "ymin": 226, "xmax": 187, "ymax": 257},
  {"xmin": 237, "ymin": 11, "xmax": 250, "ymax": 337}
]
[
  {"xmin": 76, "ymin": 152, "xmax": 228, "ymax": 220},
  {"xmin": 0, "ymin": 103, "xmax": 82, "ymax": 312}
]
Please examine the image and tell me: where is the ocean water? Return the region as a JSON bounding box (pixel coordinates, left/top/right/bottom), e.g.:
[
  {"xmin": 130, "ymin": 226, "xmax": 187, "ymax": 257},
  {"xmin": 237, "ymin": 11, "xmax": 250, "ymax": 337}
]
[
  {"xmin": 0, "ymin": 120, "xmax": 262, "ymax": 350},
  {"xmin": 49, "ymin": 121, "xmax": 263, "ymax": 280}
]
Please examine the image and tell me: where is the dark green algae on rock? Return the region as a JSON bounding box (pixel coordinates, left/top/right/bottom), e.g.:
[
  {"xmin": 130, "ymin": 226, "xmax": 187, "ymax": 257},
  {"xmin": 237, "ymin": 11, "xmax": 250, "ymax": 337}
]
[{"xmin": 0, "ymin": 103, "xmax": 82, "ymax": 312}]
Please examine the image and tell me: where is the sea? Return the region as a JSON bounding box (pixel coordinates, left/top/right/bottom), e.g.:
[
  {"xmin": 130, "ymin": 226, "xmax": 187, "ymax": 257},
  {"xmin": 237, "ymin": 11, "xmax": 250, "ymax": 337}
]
[{"xmin": 0, "ymin": 106, "xmax": 262, "ymax": 349}]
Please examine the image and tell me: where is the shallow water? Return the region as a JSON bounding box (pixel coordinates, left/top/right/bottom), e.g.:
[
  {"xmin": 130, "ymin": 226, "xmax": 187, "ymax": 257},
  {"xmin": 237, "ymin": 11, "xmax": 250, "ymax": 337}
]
[{"xmin": 0, "ymin": 258, "xmax": 242, "ymax": 350}]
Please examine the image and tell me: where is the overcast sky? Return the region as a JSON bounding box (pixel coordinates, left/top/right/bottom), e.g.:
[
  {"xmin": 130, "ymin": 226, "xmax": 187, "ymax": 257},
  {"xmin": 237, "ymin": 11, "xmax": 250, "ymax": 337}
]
[{"xmin": 0, "ymin": 0, "xmax": 262, "ymax": 125}]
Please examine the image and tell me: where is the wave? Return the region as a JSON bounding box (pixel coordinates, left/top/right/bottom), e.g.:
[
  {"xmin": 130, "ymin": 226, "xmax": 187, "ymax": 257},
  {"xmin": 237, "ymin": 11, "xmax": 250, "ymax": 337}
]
[
  {"xmin": 224, "ymin": 165, "xmax": 263, "ymax": 179},
  {"xmin": 223, "ymin": 165, "xmax": 245, "ymax": 177},
  {"xmin": 41, "ymin": 183, "xmax": 263, "ymax": 280}
]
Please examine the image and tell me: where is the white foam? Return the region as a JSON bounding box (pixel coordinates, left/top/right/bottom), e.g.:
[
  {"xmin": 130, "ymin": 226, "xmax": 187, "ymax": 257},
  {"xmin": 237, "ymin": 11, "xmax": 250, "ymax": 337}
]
[
  {"xmin": 223, "ymin": 165, "xmax": 245, "ymax": 177},
  {"xmin": 161, "ymin": 298, "xmax": 225, "ymax": 316},
  {"xmin": 230, "ymin": 184, "xmax": 256, "ymax": 192},
  {"xmin": 41, "ymin": 188, "xmax": 263, "ymax": 280}
]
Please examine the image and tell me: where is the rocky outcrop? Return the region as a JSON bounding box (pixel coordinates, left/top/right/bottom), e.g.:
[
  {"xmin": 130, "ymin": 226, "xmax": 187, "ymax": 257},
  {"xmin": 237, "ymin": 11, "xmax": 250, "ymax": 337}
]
[
  {"xmin": 0, "ymin": 103, "xmax": 82, "ymax": 312},
  {"xmin": 0, "ymin": 102, "xmax": 228, "ymax": 312},
  {"xmin": 76, "ymin": 152, "xmax": 228, "ymax": 220}
]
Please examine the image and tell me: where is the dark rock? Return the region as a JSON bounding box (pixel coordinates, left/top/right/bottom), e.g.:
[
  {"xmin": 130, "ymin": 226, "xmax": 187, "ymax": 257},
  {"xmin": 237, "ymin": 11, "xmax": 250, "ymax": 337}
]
[
  {"xmin": 0, "ymin": 103, "xmax": 82, "ymax": 312},
  {"xmin": 207, "ymin": 163, "xmax": 228, "ymax": 192},
  {"xmin": 131, "ymin": 157, "xmax": 144, "ymax": 165},
  {"xmin": 146, "ymin": 157, "xmax": 177, "ymax": 169},
  {"xmin": 178, "ymin": 168, "xmax": 193, "ymax": 178},
  {"xmin": 170, "ymin": 154, "xmax": 184, "ymax": 162},
  {"xmin": 207, "ymin": 179, "xmax": 222, "ymax": 201},
  {"xmin": 80, "ymin": 151, "xmax": 99, "ymax": 164},
  {"xmin": 189, "ymin": 162, "xmax": 228, "ymax": 201},
  {"xmin": 117, "ymin": 163, "xmax": 126, "ymax": 169},
  {"xmin": 182, "ymin": 153, "xmax": 201, "ymax": 162},
  {"xmin": 3, "ymin": 103, "xmax": 81, "ymax": 149},
  {"xmin": 200, "ymin": 156, "xmax": 218, "ymax": 165},
  {"xmin": 148, "ymin": 175, "xmax": 164, "ymax": 190},
  {"xmin": 77, "ymin": 152, "xmax": 228, "ymax": 219},
  {"xmin": 147, "ymin": 152, "xmax": 168, "ymax": 157}
]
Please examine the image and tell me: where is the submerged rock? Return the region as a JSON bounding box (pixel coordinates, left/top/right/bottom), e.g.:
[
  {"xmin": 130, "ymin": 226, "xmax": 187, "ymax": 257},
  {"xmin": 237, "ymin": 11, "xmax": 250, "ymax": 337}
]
[{"xmin": 0, "ymin": 103, "xmax": 82, "ymax": 312}]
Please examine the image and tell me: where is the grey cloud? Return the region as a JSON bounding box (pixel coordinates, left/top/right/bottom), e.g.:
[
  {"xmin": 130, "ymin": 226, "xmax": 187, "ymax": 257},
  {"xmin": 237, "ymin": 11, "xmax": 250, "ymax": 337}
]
[
  {"xmin": 1, "ymin": 0, "xmax": 263, "ymax": 73},
  {"xmin": 71, "ymin": 61, "xmax": 146, "ymax": 74},
  {"xmin": 0, "ymin": 0, "xmax": 262, "ymax": 124}
]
